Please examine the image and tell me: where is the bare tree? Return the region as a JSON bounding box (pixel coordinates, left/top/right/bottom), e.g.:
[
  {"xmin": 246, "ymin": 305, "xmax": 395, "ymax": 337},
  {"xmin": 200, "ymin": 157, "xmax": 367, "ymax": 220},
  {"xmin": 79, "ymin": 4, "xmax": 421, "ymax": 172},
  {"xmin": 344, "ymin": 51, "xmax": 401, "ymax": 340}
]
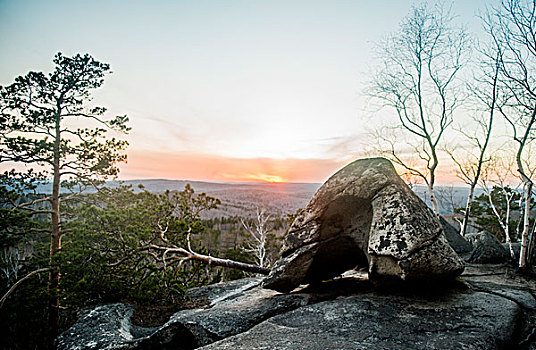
[
  {"xmin": 480, "ymin": 154, "xmax": 520, "ymax": 258},
  {"xmin": 0, "ymin": 247, "xmax": 32, "ymax": 285},
  {"xmin": 486, "ymin": 0, "xmax": 536, "ymax": 268},
  {"xmin": 444, "ymin": 50, "xmax": 500, "ymax": 235},
  {"xmin": 141, "ymin": 229, "xmax": 270, "ymax": 276},
  {"xmin": 241, "ymin": 208, "xmax": 272, "ymax": 269},
  {"xmin": 369, "ymin": 2, "xmax": 470, "ymax": 213}
]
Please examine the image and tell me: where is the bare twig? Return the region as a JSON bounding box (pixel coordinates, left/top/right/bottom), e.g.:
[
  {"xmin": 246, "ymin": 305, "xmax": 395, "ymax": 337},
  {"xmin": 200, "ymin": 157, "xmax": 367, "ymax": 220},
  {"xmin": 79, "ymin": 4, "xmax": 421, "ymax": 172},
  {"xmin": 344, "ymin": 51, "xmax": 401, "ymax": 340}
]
[{"xmin": 0, "ymin": 267, "xmax": 50, "ymax": 309}]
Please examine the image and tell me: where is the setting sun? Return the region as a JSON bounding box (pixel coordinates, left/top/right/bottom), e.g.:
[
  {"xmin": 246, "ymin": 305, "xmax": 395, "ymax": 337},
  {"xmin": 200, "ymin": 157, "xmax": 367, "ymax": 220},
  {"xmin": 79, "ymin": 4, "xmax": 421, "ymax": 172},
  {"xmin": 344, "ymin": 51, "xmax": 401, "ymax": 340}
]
[{"xmin": 246, "ymin": 174, "xmax": 286, "ymax": 183}]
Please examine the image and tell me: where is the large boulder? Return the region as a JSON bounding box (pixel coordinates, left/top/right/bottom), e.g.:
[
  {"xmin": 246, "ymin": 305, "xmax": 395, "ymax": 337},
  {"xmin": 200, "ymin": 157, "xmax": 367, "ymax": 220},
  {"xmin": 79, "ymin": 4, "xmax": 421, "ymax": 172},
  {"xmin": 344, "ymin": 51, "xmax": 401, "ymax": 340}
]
[
  {"xmin": 263, "ymin": 158, "xmax": 464, "ymax": 292},
  {"xmin": 466, "ymin": 231, "xmax": 510, "ymax": 263}
]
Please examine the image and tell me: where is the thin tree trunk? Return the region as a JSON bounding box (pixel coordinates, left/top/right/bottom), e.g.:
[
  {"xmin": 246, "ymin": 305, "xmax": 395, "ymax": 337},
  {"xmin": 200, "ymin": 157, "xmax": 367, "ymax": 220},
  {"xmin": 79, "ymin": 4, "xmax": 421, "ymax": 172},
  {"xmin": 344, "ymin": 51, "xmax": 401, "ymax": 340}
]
[
  {"xmin": 48, "ymin": 111, "xmax": 62, "ymax": 347},
  {"xmin": 527, "ymin": 219, "xmax": 536, "ymax": 265},
  {"xmin": 461, "ymin": 185, "xmax": 476, "ymax": 236},
  {"xmin": 428, "ymin": 149, "xmax": 440, "ymax": 214},
  {"xmin": 142, "ymin": 244, "xmax": 271, "ymax": 275},
  {"xmin": 193, "ymin": 253, "xmax": 270, "ymax": 275},
  {"xmin": 487, "ymin": 188, "xmax": 515, "ymax": 259},
  {"xmin": 503, "ymin": 192, "xmax": 515, "ymax": 260},
  {"xmin": 515, "ymin": 102, "xmax": 536, "ymax": 268},
  {"xmin": 428, "ymin": 183, "xmax": 439, "ymax": 214},
  {"xmin": 519, "ymin": 180, "xmax": 533, "ymax": 268},
  {"xmin": 461, "ymin": 104, "xmax": 494, "ymax": 236},
  {"xmin": 516, "ymin": 195, "xmax": 524, "ymax": 239}
]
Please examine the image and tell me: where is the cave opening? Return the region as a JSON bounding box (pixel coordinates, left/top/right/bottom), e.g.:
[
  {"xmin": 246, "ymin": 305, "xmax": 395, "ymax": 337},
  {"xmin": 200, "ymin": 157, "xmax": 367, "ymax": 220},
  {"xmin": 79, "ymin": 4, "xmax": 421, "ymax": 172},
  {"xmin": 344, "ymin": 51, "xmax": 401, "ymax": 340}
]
[{"xmin": 304, "ymin": 195, "xmax": 373, "ymax": 284}]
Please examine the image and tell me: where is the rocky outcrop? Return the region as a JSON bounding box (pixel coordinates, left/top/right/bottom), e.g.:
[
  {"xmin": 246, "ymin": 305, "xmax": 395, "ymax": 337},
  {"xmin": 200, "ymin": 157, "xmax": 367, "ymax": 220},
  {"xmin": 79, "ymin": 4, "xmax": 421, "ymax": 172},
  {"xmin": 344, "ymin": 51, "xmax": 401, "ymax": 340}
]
[
  {"xmin": 198, "ymin": 290, "xmax": 521, "ymax": 350},
  {"xmin": 56, "ymin": 303, "xmax": 156, "ymax": 350},
  {"xmin": 466, "ymin": 231, "xmax": 511, "ymax": 263},
  {"xmin": 264, "ymin": 158, "xmax": 464, "ymax": 292},
  {"xmin": 439, "ymin": 216, "xmax": 473, "ymax": 254},
  {"xmin": 57, "ymin": 278, "xmax": 310, "ymax": 350},
  {"xmin": 57, "ymin": 158, "xmax": 536, "ymax": 349},
  {"xmin": 58, "ymin": 274, "xmax": 536, "ymax": 350}
]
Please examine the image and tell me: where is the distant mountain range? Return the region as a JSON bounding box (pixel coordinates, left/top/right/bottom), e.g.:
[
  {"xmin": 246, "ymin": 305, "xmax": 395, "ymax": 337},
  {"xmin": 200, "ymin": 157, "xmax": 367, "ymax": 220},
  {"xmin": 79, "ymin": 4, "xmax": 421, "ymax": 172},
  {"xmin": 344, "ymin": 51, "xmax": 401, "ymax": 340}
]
[
  {"xmin": 34, "ymin": 179, "xmax": 480, "ymax": 217},
  {"xmin": 114, "ymin": 179, "xmax": 481, "ymax": 217}
]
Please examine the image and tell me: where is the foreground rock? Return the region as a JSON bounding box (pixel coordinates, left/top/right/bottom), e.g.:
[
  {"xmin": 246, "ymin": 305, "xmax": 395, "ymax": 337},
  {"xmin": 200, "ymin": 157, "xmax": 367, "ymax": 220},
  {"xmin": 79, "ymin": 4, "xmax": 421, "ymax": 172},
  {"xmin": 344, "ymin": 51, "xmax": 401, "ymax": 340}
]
[
  {"xmin": 56, "ymin": 303, "xmax": 156, "ymax": 350},
  {"xmin": 58, "ymin": 270, "xmax": 536, "ymax": 350},
  {"xmin": 199, "ymin": 289, "xmax": 521, "ymax": 350},
  {"xmin": 264, "ymin": 157, "xmax": 464, "ymax": 292},
  {"xmin": 57, "ymin": 278, "xmax": 309, "ymax": 350}
]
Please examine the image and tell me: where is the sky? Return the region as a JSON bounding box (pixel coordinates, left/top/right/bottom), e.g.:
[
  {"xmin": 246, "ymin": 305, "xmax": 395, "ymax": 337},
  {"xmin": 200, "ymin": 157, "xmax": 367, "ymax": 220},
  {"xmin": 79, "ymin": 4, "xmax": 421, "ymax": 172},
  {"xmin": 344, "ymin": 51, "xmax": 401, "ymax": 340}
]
[{"xmin": 0, "ymin": 0, "xmax": 491, "ymax": 183}]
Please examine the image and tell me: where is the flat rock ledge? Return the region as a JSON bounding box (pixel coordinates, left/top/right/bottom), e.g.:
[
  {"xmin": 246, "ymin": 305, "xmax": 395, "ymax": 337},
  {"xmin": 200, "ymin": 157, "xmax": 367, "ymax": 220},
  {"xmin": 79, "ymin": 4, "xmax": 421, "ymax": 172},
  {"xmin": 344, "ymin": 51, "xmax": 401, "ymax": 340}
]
[
  {"xmin": 57, "ymin": 266, "xmax": 536, "ymax": 350},
  {"xmin": 264, "ymin": 157, "xmax": 464, "ymax": 292},
  {"xmin": 199, "ymin": 291, "xmax": 520, "ymax": 350},
  {"xmin": 57, "ymin": 274, "xmax": 536, "ymax": 350}
]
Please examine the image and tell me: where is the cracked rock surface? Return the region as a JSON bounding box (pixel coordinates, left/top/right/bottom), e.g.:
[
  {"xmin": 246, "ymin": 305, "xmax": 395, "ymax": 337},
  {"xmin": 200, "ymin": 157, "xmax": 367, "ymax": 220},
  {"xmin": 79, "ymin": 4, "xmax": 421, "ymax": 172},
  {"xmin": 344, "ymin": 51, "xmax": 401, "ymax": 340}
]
[{"xmin": 263, "ymin": 157, "xmax": 464, "ymax": 292}]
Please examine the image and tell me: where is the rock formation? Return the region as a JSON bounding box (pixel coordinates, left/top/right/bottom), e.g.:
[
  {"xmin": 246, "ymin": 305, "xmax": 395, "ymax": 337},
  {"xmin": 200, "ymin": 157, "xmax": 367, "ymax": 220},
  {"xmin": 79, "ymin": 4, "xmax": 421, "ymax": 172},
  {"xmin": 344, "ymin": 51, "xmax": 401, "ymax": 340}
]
[
  {"xmin": 57, "ymin": 273, "xmax": 536, "ymax": 350},
  {"xmin": 199, "ymin": 289, "xmax": 523, "ymax": 350},
  {"xmin": 263, "ymin": 157, "xmax": 464, "ymax": 292},
  {"xmin": 439, "ymin": 216, "xmax": 473, "ymax": 255},
  {"xmin": 466, "ymin": 231, "xmax": 511, "ymax": 263},
  {"xmin": 57, "ymin": 278, "xmax": 310, "ymax": 350}
]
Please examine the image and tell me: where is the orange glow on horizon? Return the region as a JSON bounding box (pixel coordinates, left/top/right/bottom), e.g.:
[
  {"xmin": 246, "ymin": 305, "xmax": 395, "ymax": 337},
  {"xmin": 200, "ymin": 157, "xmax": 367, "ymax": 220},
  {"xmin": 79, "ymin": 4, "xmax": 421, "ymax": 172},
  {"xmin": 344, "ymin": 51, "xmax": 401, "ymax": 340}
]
[
  {"xmin": 117, "ymin": 150, "xmax": 465, "ymax": 185},
  {"xmin": 119, "ymin": 150, "xmax": 348, "ymax": 183}
]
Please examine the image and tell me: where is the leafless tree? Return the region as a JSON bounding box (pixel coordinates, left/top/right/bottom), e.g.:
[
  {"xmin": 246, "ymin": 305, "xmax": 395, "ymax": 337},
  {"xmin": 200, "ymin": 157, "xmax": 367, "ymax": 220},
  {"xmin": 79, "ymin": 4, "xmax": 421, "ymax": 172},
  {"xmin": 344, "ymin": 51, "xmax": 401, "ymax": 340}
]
[
  {"xmin": 369, "ymin": 2, "xmax": 470, "ymax": 213},
  {"xmin": 241, "ymin": 208, "xmax": 272, "ymax": 269},
  {"xmin": 444, "ymin": 49, "xmax": 501, "ymax": 235},
  {"xmin": 140, "ymin": 228, "xmax": 270, "ymax": 277},
  {"xmin": 486, "ymin": 0, "xmax": 536, "ymax": 268},
  {"xmin": 479, "ymin": 154, "xmax": 519, "ymax": 258}
]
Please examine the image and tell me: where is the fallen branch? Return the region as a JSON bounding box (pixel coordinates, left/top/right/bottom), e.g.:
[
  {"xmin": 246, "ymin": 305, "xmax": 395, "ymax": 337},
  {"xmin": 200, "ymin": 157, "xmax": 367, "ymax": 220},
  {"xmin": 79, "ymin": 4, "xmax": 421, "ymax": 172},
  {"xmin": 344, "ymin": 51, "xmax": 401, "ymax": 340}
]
[
  {"xmin": 0, "ymin": 267, "xmax": 50, "ymax": 309},
  {"xmin": 141, "ymin": 232, "xmax": 271, "ymax": 275}
]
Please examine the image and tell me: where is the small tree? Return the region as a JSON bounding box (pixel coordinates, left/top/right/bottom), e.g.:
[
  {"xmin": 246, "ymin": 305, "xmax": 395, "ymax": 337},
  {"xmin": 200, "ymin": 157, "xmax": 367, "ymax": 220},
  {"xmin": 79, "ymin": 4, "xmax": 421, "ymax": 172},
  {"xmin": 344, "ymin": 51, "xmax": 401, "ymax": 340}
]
[
  {"xmin": 241, "ymin": 208, "xmax": 272, "ymax": 269},
  {"xmin": 61, "ymin": 184, "xmax": 225, "ymax": 305},
  {"xmin": 369, "ymin": 2, "xmax": 470, "ymax": 213},
  {"xmin": 0, "ymin": 53, "xmax": 129, "ymax": 343},
  {"xmin": 479, "ymin": 155, "xmax": 523, "ymax": 258},
  {"xmin": 474, "ymin": 185, "xmax": 521, "ymax": 249}
]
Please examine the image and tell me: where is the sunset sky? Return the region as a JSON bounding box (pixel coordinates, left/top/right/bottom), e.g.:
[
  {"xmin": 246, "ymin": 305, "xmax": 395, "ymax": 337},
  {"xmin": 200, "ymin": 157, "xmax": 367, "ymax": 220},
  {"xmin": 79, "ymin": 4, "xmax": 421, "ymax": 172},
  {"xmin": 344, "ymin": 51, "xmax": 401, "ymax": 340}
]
[{"xmin": 1, "ymin": 0, "xmax": 490, "ymax": 183}]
